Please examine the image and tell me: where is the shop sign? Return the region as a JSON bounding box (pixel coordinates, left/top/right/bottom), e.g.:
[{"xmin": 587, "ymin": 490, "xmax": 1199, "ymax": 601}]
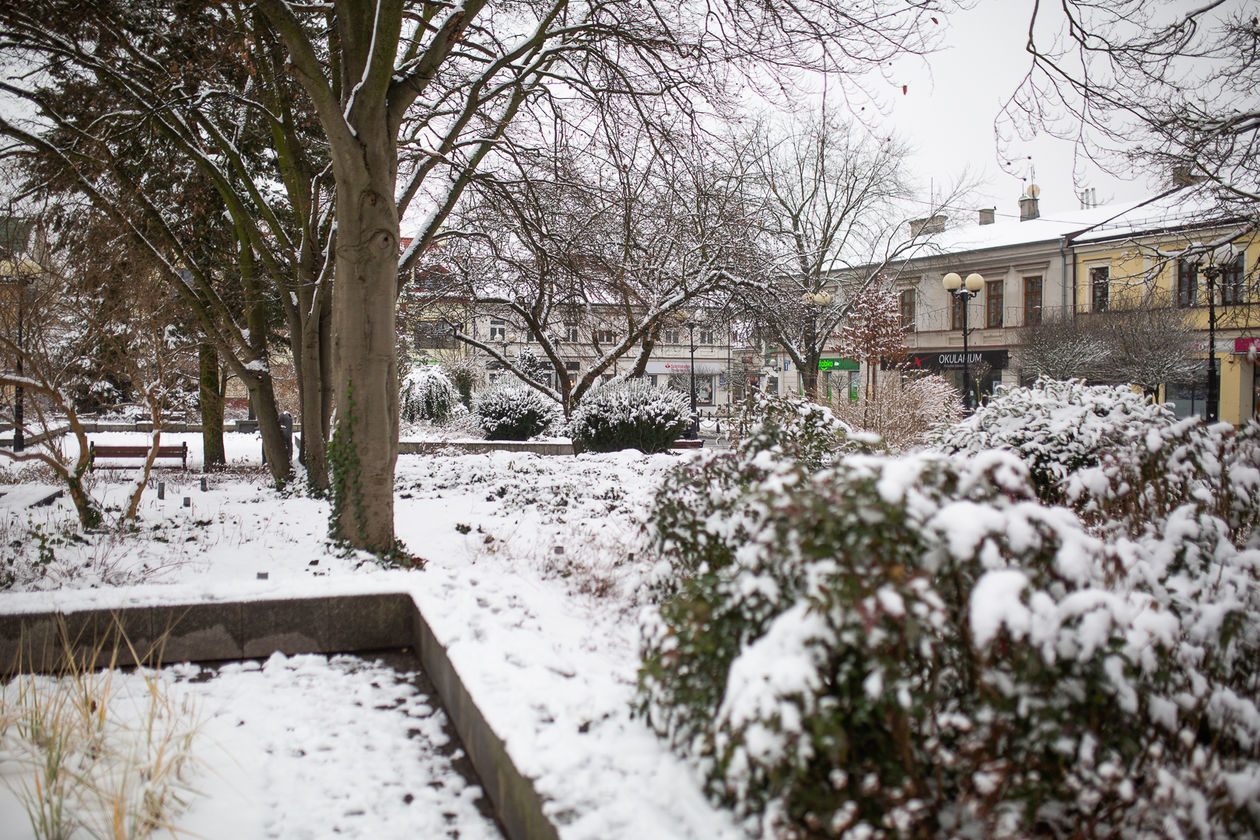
[
  {"xmin": 1235, "ymin": 337, "xmax": 1260, "ymax": 355},
  {"xmin": 818, "ymin": 358, "xmax": 859, "ymax": 371},
  {"xmin": 900, "ymin": 349, "xmax": 1009, "ymax": 371}
]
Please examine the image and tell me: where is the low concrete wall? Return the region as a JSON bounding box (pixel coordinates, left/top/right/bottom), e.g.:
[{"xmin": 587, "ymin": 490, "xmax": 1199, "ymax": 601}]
[
  {"xmin": 0, "ymin": 594, "xmax": 557, "ymax": 840},
  {"xmin": 400, "ymin": 440, "xmax": 575, "ymax": 456}
]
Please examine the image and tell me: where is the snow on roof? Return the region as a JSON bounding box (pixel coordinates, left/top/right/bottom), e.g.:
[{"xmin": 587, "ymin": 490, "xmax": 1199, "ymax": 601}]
[
  {"xmin": 920, "ymin": 200, "xmax": 1149, "ymax": 258},
  {"xmin": 909, "ymin": 184, "xmax": 1246, "ymax": 262}
]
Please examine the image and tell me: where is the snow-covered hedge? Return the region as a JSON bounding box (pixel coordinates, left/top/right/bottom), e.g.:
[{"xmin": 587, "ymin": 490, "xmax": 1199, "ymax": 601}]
[
  {"xmin": 472, "ymin": 384, "xmax": 557, "ymax": 440},
  {"xmin": 400, "ymin": 365, "xmax": 459, "ymax": 424},
  {"xmin": 638, "ymin": 436, "xmax": 1260, "ymax": 837},
  {"xmin": 569, "ymin": 380, "xmax": 689, "ymax": 454},
  {"xmin": 934, "ymin": 377, "xmax": 1176, "ymax": 505}
]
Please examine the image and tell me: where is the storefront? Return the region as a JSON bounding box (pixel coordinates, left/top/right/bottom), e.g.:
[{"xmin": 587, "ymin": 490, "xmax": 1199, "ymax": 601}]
[
  {"xmin": 1236, "ymin": 338, "xmax": 1259, "ymax": 424},
  {"xmin": 645, "ymin": 360, "xmax": 723, "ymax": 405},
  {"xmin": 899, "ymin": 349, "xmax": 1010, "ymax": 403},
  {"xmin": 818, "ymin": 358, "xmax": 859, "ymax": 401}
]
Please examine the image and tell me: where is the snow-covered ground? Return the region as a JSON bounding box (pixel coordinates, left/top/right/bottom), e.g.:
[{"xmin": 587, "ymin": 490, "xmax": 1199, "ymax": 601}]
[{"xmin": 0, "ymin": 432, "xmax": 742, "ymax": 839}]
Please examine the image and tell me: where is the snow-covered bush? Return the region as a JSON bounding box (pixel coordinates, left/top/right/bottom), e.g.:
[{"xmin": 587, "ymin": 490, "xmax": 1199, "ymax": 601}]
[
  {"xmin": 472, "ymin": 384, "xmax": 557, "ymax": 440},
  {"xmin": 645, "ymin": 393, "xmax": 874, "ymax": 593},
  {"xmin": 400, "ymin": 365, "xmax": 458, "ymax": 424},
  {"xmin": 569, "ymin": 380, "xmax": 688, "ymax": 453},
  {"xmin": 831, "ymin": 371, "xmax": 961, "ymax": 452},
  {"xmin": 933, "ymin": 377, "xmax": 1176, "ymax": 505},
  {"xmin": 638, "ymin": 443, "xmax": 1260, "ymax": 838}
]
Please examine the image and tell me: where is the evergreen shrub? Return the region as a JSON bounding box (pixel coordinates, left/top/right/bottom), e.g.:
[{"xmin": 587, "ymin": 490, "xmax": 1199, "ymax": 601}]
[
  {"xmin": 400, "ymin": 365, "xmax": 458, "ymax": 424},
  {"xmin": 570, "ymin": 379, "xmax": 689, "ymax": 453},
  {"xmin": 473, "ymin": 384, "xmax": 557, "ymax": 440},
  {"xmin": 638, "ymin": 392, "xmax": 1260, "ymax": 838}
]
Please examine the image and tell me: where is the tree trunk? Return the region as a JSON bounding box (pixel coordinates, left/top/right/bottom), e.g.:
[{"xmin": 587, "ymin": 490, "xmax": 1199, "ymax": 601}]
[
  {"xmin": 199, "ymin": 343, "xmax": 226, "ymax": 469},
  {"xmin": 328, "ymin": 170, "xmax": 400, "ymax": 552},
  {"xmin": 243, "ymin": 373, "xmax": 292, "ymax": 487},
  {"xmin": 296, "ymin": 296, "xmax": 331, "ymax": 491}
]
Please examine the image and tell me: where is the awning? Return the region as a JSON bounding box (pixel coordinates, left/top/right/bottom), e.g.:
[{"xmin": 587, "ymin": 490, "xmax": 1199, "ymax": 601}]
[{"xmin": 645, "ymin": 360, "xmax": 724, "ymax": 375}]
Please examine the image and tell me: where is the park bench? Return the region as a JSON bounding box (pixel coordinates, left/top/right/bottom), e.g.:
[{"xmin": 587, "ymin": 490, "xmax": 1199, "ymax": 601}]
[{"xmin": 88, "ymin": 441, "xmax": 188, "ymax": 470}]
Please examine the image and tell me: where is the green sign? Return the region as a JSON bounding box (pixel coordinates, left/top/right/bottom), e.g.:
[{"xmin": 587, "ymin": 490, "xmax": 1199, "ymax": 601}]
[{"xmin": 818, "ymin": 358, "xmax": 859, "ymax": 371}]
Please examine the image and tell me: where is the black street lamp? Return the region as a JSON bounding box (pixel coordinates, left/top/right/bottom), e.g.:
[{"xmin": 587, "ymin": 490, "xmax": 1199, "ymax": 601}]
[
  {"xmin": 1197, "ymin": 243, "xmax": 1236, "ymax": 423},
  {"xmin": 685, "ymin": 317, "xmax": 698, "ymax": 439},
  {"xmin": 13, "ymin": 274, "xmax": 25, "ymax": 452},
  {"xmin": 942, "ymin": 271, "xmax": 985, "ymax": 411}
]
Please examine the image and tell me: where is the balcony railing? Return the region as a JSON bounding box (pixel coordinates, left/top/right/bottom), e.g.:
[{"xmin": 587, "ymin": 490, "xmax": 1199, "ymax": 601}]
[{"xmin": 912, "ymin": 304, "xmax": 1076, "ymax": 334}]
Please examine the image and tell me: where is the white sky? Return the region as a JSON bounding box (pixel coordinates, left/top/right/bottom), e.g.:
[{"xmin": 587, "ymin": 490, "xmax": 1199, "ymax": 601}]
[{"xmin": 878, "ymin": 2, "xmax": 1162, "ymax": 221}]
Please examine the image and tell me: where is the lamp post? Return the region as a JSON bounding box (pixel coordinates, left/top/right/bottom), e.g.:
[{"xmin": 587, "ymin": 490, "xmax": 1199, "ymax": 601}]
[
  {"xmin": 684, "ymin": 317, "xmax": 698, "ymax": 439},
  {"xmin": 1197, "ymin": 244, "xmax": 1235, "ymax": 423},
  {"xmin": 13, "ymin": 274, "xmax": 25, "ymax": 452},
  {"xmin": 801, "ymin": 290, "xmax": 832, "ymax": 399},
  {"xmin": 942, "ymin": 271, "xmax": 985, "ymax": 411}
]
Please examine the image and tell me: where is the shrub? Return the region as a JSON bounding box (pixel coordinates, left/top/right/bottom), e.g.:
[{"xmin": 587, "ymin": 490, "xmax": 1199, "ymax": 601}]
[
  {"xmin": 644, "ymin": 393, "xmax": 875, "ymax": 595},
  {"xmin": 831, "ymin": 371, "xmax": 962, "ymax": 452},
  {"xmin": 473, "ymin": 384, "xmax": 557, "ymax": 440},
  {"xmin": 570, "ymin": 380, "xmax": 689, "ymax": 453},
  {"xmin": 933, "ymin": 377, "xmax": 1176, "ymax": 505},
  {"xmin": 400, "ymin": 365, "xmax": 458, "ymax": 424},
  {"xmin": 638, "ymin": 441, "xmax": 1260, "ymax": 838}
]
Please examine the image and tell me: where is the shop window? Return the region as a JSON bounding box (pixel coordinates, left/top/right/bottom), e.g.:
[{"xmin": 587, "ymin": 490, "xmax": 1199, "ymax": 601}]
[
  {"xmin": 1177, "ymin": 259, "xmax": 1198, "ymax": 307},
  {"xmin": 1023, "ymin": 276, "xmax": 1043, "ymax": 325},
  {"xmin": 985, "ymin": 280, "xmax": 1004, "ymax": 328},
  {"xmin": 1090, "ymin": 266, "xmax": 1110, "ymax": 312}
]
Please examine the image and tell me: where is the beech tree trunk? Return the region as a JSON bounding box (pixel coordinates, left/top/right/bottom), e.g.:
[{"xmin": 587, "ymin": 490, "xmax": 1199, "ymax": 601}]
[
  {"xmin": 199, "ymin": 343, "xmax": 226, "ymax": 469},
  {"xmin": 327, "ymin": 168, "xmax": 401, "ymax": 551}
]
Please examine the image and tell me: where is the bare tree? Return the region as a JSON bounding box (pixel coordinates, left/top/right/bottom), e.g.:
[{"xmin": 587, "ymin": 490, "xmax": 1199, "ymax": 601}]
[
  {"xmin": 835, "ymin": 277, "xmax": 907, "ymax": 402},
  {"xmin": 735, "ymin": 112, "xmax": 959, "ymax": 399},
  {"xmin": 433, "ymin": 115, "xmax": 756, "ymax": 416},
  {"xmin": 1004, "ymin": 0, "xmax": 1259, "ymax": 214},
  {"xmin": 0, "ymin": 2, "xmax": 336, "ymax": 490},
  {"xmin": 1016, "ymin": 299, "xmax": 1200, "ymax": 395}
]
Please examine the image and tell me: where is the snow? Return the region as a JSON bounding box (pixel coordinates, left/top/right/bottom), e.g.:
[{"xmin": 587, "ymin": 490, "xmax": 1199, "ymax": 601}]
[{"xmin": 0, "ymin": 435, "xmax": 741, "ymax": 840}]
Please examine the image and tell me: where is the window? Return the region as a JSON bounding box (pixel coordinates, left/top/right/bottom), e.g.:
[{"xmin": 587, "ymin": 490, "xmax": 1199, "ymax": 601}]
[
  {"xmin": 985, "ymin": 280, "xmax": 1004, "ymax": 328},
  {"xmin": 899, "ymin": 289, "xmax": 916, "ymax": 331},
  {"xmin": 489, "ymin": 318, "xmax": 507, "ymax": 341},
  {"xmin": 1023, "ymin": 276, "xmax": 1043, "ymax": 325},
  {"xmin": 1220, "ymin": 252, "xmax": 1246, "ymax": 306},
  {"xmin": 594, "ymin": 329, "xmax": 617, "ymax": 344},
  {"xmin": 413, "ymin": 320, "xmax": 458, "ymax": 350},
  {"xmin": 564, "ymin": 321, "xmax": 579, "ymax": 343},
  {"xmin": 699, "ymin": 328, "xmax": 715, "ymax": 345},
  {"xmin": 950, "ymin": 293, "xmax": 964, "ymax": 331},
  {"xmin": 1177, "ymin": 259, "xmax": 1198, "ymax": 307},
  {"xmin": 1090, "ymin": 266, "xmax": 1110, "ymax": 312},
  {"xmin": 663, "ymin": 327, "xmax": 681, "ymax": 345}
]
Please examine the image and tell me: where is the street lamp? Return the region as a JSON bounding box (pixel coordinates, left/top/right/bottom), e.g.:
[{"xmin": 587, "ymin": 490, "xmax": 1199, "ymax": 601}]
[
  {"xmin": 683, "ymin": 314, "xmax": 699, "ymax": 439},
  {"xmin": 1197, "ymin": 243, "xmax": 1236, "ymax": 423},
  {"xmin": 942, "ymin": 271, "xmax": 985, "ymax": 411},
  {"xmin": 801, "ymin": 291, "xmax": 831, "ymax": 399}
]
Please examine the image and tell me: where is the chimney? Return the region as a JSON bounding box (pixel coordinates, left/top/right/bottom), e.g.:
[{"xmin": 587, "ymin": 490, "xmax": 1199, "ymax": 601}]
[
  {"xmin": 909, "ymin": 214, "xmax": 947, "ymax": 237},
  {"xmin": 1171, "ymin": 166, "xmax": 1205, "ymax": 188},
  {"xmin": 978, "ymin": 207, "xmax": 996, "ymax": 226},
  {"xmin": 1018, "ymin": 185, "xmax": 1040, "ymax": 221}
]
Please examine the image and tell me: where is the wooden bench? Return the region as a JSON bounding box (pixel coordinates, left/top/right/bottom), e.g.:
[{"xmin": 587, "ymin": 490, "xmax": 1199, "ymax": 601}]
[{"xmin": 88, "ymin": 442, "xmax": 188, "ymax": 470}]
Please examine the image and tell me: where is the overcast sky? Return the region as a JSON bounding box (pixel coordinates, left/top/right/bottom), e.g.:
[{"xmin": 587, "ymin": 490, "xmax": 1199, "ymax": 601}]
[{"xmin": 878, "ymin": 2, "xmax": 1163, "ymax": 222}]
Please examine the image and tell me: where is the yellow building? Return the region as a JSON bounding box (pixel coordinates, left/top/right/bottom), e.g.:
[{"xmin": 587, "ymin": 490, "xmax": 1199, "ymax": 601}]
[{"xmin": 1068, "ymin": 191, "xmax": 1259, "ymax": 424}]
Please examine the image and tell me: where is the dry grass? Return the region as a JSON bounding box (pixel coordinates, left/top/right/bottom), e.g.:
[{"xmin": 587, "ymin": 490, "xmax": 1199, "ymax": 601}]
[{"xmin": 0, "ymin": 616, "xmax": 202, "ymax": 839}]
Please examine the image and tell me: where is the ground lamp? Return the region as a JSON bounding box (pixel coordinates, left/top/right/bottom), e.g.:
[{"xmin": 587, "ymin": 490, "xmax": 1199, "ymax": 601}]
[
  {"xmin": 942, "ymin": 271, "xmax": 985, "ymax": 411},
  {"xmin": 1197, "ymin": 243, "xmax": 1236, "ymax": 423}
]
